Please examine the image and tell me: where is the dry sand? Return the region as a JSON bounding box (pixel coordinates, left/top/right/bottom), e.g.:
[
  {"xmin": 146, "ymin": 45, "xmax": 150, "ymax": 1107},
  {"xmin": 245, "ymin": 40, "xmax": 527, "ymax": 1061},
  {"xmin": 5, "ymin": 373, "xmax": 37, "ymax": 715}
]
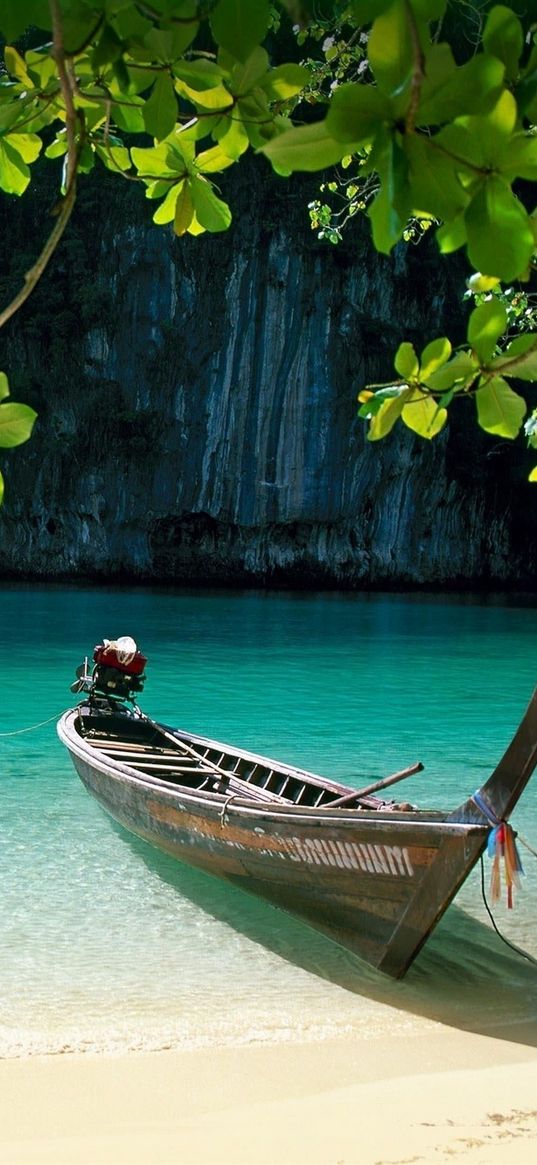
[{"xmin": 1, "ymin": 1020, "xmax": 536, "ymax": 1165}]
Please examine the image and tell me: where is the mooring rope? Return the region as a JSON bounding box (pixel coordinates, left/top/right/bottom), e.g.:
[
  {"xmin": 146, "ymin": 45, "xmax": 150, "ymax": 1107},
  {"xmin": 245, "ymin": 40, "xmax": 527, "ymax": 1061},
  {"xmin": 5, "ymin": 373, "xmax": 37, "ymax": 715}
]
[
  {"xmin": 518, "ymin": 833, "xmax": 537, "ymax": 861},
  {"xmin": 479, "ymin": 855, "xmax": 537, "ymax": 967},
  {"xmin": 0, "ymin": 712, "xmax": 62, "ymax": 737}
]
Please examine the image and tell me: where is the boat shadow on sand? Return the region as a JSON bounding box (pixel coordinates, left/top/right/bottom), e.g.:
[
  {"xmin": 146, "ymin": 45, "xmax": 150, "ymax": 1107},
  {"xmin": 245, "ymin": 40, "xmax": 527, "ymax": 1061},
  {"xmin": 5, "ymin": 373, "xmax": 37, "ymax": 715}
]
[{"xmin": 117, "ymin": 824, "xmax": 537, "ymax": 1049}]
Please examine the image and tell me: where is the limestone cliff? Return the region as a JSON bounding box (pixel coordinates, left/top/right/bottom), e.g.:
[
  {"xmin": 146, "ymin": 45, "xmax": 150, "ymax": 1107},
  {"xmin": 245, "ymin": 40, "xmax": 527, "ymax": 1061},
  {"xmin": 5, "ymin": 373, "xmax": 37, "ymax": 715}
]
[{"xmin": 0, "ymin": 160, "xmax": 535, "ymax": 586}]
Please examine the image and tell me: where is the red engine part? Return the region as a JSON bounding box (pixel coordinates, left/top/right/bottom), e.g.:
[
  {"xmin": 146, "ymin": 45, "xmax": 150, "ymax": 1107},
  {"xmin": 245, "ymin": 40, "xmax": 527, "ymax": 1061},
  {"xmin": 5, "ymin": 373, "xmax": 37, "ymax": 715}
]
[{"xmin": 93, "ymin": 643, "xmax": 147, "ymax": 676}]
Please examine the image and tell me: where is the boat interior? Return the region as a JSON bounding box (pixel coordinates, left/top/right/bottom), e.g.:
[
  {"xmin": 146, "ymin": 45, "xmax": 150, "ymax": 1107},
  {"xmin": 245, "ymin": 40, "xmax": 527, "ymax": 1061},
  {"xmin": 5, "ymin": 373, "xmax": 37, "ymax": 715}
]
[{"xmin": 75, "ymin": 704, "xmax": 401, "ymax": 811}]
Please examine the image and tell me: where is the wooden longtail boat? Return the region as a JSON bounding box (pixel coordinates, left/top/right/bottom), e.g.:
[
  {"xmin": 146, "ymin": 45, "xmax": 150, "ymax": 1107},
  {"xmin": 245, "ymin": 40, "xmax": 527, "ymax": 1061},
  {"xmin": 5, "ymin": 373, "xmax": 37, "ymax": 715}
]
[{"xmin": 57, "ymin": 640, "xmax": 537, "ymax": 978}]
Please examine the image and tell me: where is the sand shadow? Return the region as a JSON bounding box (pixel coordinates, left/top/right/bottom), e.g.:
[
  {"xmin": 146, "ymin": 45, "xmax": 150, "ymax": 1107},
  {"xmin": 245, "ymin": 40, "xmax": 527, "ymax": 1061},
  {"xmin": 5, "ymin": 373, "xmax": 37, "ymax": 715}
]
[{"xmin": 113, "ymin": 823, "xmax": 537, "ymax": 1047}]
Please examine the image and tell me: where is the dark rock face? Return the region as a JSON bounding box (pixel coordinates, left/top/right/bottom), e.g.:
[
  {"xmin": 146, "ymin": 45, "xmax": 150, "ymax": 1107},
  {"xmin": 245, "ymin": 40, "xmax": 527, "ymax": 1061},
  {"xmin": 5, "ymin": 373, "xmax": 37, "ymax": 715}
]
[{"xmin": 0, "ymin": 160, "xmax": 536, "ymax": 586}]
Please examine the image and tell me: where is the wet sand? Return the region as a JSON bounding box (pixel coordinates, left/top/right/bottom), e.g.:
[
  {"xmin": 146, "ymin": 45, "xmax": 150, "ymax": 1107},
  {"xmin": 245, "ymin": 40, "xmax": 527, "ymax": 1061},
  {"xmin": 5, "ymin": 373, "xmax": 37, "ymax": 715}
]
[{"xmin": 1, "ymin": 1020, "xmax": 536, "ymax": 1164}]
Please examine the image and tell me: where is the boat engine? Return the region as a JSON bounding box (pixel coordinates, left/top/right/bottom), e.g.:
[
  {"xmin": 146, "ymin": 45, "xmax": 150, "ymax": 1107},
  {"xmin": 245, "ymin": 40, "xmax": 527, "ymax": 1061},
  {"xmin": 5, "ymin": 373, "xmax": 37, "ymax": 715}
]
[{"xmin": 71, "ymin": 636, "xmax": 147, "ymax": 702}]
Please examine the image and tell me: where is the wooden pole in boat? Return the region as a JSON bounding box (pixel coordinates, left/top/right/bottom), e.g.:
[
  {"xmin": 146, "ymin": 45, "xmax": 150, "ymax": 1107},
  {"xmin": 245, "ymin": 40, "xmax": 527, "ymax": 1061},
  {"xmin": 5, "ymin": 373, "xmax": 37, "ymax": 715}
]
[{"xmin": 326, "ymin": 762, "xmax": 424, "ymax": 809}]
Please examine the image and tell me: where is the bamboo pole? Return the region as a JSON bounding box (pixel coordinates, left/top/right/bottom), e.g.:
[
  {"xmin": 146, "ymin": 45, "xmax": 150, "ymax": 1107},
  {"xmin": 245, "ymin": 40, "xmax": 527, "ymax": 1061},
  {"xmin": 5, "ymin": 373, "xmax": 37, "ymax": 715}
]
[{"xmin": 325, "ymin": 762, "xmax": 424, "ymax": 809}]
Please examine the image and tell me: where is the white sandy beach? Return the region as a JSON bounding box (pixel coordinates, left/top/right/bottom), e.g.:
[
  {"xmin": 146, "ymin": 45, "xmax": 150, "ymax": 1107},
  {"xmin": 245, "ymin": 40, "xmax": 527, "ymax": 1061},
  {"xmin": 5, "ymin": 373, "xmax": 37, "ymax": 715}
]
[{"xmin": 1, "ymin": 1020, "xmax": 536, "ymax": 1165}]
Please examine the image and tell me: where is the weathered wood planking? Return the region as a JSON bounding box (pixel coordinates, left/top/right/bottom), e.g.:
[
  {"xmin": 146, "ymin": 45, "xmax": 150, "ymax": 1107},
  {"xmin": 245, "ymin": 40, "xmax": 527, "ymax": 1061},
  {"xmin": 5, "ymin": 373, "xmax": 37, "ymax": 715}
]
[{"xmin": 57, "ymin": 687, "xmax": 537, "ymax": 977}]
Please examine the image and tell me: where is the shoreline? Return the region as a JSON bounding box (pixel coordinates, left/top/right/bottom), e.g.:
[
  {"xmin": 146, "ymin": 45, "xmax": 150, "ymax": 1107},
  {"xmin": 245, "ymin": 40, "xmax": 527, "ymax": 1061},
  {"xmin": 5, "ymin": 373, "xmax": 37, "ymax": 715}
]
[{"xmin": 1, "ymin": 1021, "xmax": 536, "ymax": 1164}]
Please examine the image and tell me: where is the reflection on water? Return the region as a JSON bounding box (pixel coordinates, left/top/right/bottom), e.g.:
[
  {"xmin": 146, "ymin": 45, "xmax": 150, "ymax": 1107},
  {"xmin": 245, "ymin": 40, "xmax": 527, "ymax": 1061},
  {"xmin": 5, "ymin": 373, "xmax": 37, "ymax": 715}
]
[{"xmin": 124, "ymin": 829, "xmax": 537, "ymax": 1043}]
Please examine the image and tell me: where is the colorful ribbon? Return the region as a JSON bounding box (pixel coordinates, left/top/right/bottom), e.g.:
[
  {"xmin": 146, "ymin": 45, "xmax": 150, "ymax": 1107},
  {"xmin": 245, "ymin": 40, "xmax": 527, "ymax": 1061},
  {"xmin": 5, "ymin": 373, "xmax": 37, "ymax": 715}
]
[{"xmin": 487, "ymin": 822, "xmax": 524, "ymax": 908}]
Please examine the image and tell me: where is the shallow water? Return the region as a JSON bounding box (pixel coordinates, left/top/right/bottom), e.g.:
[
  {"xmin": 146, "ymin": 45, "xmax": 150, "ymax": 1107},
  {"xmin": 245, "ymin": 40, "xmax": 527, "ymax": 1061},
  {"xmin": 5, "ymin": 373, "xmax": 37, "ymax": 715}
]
[{"xmin": 1, "ymin": 586, "xmax": 536, "ymax": 1058}]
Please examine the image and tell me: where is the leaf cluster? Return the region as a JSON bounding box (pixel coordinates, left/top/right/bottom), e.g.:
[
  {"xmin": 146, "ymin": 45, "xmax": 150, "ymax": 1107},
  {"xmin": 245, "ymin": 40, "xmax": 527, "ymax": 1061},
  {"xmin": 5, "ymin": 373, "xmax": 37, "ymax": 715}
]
[
  {"xmin": 260, "ymin": 1, "xmax": 537, "ymax": 475},
  {"xmin": 0, "ymin": 1, "xmax": 310, "ymax": 238},
  {"xmin": 0, "ymin": 0, "xmax": 536, "ymax": 494},
  {"xmin": 358, "ymin": 300, "xmax": 536, "ymax": 447},
  {"xmin": 0, "ymin": 371, "xmax": 37, "ymax": 503}
]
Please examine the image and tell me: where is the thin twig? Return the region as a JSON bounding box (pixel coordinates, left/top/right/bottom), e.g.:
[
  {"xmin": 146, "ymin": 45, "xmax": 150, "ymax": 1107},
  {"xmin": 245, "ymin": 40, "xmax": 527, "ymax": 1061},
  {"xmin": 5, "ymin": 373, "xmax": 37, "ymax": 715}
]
[
  {"xmin": 0, "ymin": 184, "xmax": 77, "ymax": 330},
  {"xmin": 51, "ymin": 0, "xmax": 78, "ymax": 190},
  {"xmin": 0, "ymin": 1, "xmax": 83, "ymax": 331}
]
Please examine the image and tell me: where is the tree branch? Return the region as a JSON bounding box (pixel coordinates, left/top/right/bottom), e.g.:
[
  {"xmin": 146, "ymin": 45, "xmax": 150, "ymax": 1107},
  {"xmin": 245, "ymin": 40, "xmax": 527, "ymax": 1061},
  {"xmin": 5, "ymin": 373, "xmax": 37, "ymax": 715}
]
[{"xmin": 0, "ymin": 1, "xmax": 82, "ymax": 331}]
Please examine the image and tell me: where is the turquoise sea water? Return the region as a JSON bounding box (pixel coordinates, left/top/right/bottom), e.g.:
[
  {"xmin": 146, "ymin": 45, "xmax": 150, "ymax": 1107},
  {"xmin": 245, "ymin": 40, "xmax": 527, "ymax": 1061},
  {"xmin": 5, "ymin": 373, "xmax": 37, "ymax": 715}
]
[{"xmin": 1, "ymin": 586, "xmax": 537, "ymax": 1059}]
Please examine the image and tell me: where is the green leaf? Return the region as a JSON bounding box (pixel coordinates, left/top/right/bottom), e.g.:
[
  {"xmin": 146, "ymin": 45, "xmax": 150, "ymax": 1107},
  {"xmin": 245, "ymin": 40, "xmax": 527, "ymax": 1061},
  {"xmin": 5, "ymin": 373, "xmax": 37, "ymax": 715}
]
[
  {"xmin": 77, "ymin": 143, "xmax": 95, "ymax": 175},
  {"xmin": 140, "ymin": 20, "xmax": 198, "ymax": 63},
  {"xmin": 0, "ymin": 469, "xmax": 3, "ymax": 505},
  {"xmin": 402, "ymin": 390, "xmax": 448, "ymax": 439},
  {"xmin": 416, "ymin": 52, "xmax": 505, "ymax": 125},
  {"xmin": 194, "ymin": 144, "xmax": 235, "ymax": 173},
  {"xmin": 475, "ymin": 88, "xmax": 517, "ymax": 156},
  {"xmin": 189, "ymin": 175, "xmax": 232, "ymax": 232},
  {"xmin": 237, "ymin": 92, "xmax": 276, "ymax": 148},
  {"xmin": 63, "ymin": 8, "xmax": 105, "ymax": 55},
  {"xmin": 517, "ymin": 46, "xmax": 537, "ymax": 121},
  {"xmin": 357, "ymin": 386, "xmax": 404, "ymax": 418},
  {"xmin": 368, "ymin": 133, "xmax": 411, "ymax": 254},
  {"xmin": 425, "ymin": 351, "xmax": 478, "ymax": 393},
  {"xmin": 0, "ymin": 138, "xmax": 30, "ymax": 195},
  {"xmin": 529, "ymin": 467, "xmax": 537, "ymax": 483},
  {"xmin": 350, "ymin": 0, "xmax": 393, "ymax": 20},
  {"xmin": 111, "ymin": 4, "xmax": 154, "ymax": 45},
  {"xmin": 95, "ymin": 143, "xmax": 131, "ymax": 173},
  {"xmin": 326, "ymin": 84, "xmax": 392, "ymax": 144},
  {"xmin": 260, "ymin": 121, "xmax": 351, "ymax": 175},
  {"xmin": 213, "ymin": 115, "xmax": 249, "ymax": 159},
  {"xmin": 231, "ymin": 48, "xmax": 270, "ymax": 97},
  {"xmin": 210, "ymin": 0, "xmax": 270, "ymax": 64},
  {"xmin": 143, "ymin": 73, "xmax": 178, "ymax": 141},
  {"xmin": 25, "ymin": 50, "xmax": 57, "ymax": 90},
  {"xmin": 4, "ymin": 46, "xmax": 34, "ymax": 87},
  {"xmin": 368, "ymin": 0, "xmax": 415, "ymax": 98},
  {"xmin": 367, "ymin": 388, "xmax": 412, "ymax": 441},
  {"xmin": 0, "ymin": 1, "xmax": 50, "ymax": 41},
  {"xmin": 0, "ymin": 99, "xmax": 28, "ymax": 136},
  {"xmin": 467, "ymin": 300, "xmax": 507, "ymax": 363},
  {"xmin": 465, "ymin": 177, "xmax": 534, "ymax": 282},
  {"xmin": 167, "ymin": 131, "xmax": 196, "ymax": 168},
  {"xmin": 436, "ymin": 211, "xmax": 467, "ymax": 255},
  {"xmin": 92, "ymin": 23, "xmax": 123, "ymax": 71},
  {"xmin": 419, "ymin": 338, "xmax": 452, "ymax": 381},
  {"xmin": 394, "ymin": 342, "xmax": 419, "ymax": 379},
  {"xmin": 411, "ymin": 0, "xmax": 447, "ymax": 14},
  {"xmin": 433, "ymin": 103, "xmax": 507, "ymax": 177},
  {"xmin": 152, "ymin": 183, "xmax": 180, "ymax": 224},
  {"xmin": 6, "ymin": 132, "xmax": 42, "ymax": 163},
  {"xmin": 131, "ymin": 142, "xmax": 185, "ymax": 179},
  {"xmin": 260, "ymin": 63, "xmax": 309, "ymax": 102},
  {"xmin": 174, "ymin": 180, "xmax": 195, "ymax": 236},
  {"xmin": 173, "ymin": 60, "xmax": 225, "ymax": 93},
  {"xmin": 112, "ymin": 99, "xmax": 145, "ymax": 134},
  {"xmin": 475, "ymin": 376, "xmax": 526, "ymax": 438},
  {"xmin": 113, "ymin": 58, "xmax": 131, "ymax": 94},
  {"xmin": 404, "ymin": 133, "xmax": 467, "ymax": 220},
  {"xmin": 0, "ymin": 402, "xmax": 37, "ymax": 447},
  {"xmin": 45, "ymin": 136, "xmax": 68, "ymax": 160},
  {"xmin": 490, "ymin": 335, "xmax": 537, "ymax": 382},
  {"xmin": 501, "ymin": 134, "xmax": 537, "ymax": 182},
  {"xmin": 0, "ymin": 372, "xmax": 9, "ymax": 402},
  {"xmin": 175, "ymin": 77, "xmax": 232, "ymax": 113},
  {"xmin": 483, "ymin": 5, "xmax": 523, "ymax": 82}
]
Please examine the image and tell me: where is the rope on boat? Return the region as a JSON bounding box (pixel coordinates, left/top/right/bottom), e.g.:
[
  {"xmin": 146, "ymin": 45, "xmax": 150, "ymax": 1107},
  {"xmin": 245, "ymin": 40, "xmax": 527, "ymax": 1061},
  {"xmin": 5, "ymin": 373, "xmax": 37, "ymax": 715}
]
[
  {"xmin": 0, "ymin": 712, "xmax": 62, "ymax": 736},
  {"xmin": 220, "ymin": 793, "xmax": 241, "ymax": 826},
  {"xmin": 479, "ymin": 857, "xmax": 537, "ymax": 968},
  {"xmin": 518, "ymin": 834, "xmax": 537, "ymax": 861},
  {"xmin": 471, "ymin": 790, "xmax": 524, "ymax": 909}
]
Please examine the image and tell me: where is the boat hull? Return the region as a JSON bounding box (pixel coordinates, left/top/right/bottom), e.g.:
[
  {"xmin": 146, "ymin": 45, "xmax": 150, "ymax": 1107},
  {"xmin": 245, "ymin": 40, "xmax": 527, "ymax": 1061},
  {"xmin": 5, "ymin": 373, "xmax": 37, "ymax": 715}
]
[{"xmin": 63, "ymin": 724, "xmax": 488, "ymax": 978}]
